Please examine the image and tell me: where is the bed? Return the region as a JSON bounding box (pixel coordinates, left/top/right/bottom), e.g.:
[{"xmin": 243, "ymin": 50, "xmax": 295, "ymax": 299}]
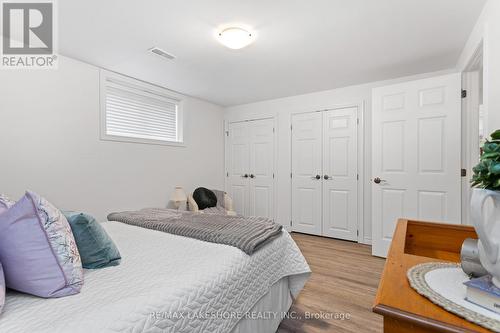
[{"xmin": 0, "ymin": 220, "xmax": 310, "ymax": 333}]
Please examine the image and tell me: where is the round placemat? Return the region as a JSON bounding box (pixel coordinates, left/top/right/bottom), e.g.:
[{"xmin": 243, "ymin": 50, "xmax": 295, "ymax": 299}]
[{"xmin": 407, "ymin": 262, "xmax": 500, "ymax": 332}]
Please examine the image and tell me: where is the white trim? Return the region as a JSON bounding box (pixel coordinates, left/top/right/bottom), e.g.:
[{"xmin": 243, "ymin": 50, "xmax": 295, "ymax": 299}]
[
  {"xmin": 465, "ymin": 41, "xmax": 484, "ymax": 72},
  {"xmin": 357, "ymin": 100, "xmax": 367, "ymax": 244},
  {"xmin": 461, "ymin": 43, "xmax": 484, "ymax": 226},
  {"xmin": 99, "ymin": 69, "xmax": 186, "ymax": 147},
  {"xmin": 288, "ymin": 102, "xmax": 361, "ymax": 116},
  {"xmin": 456, "ymin": 2, "xmax": 487, "ymax": 72},
  {"xmin": 272, "ymin": 114, "xmax": 279, "ymax": 223},
  {"xmin": 226, "ymin": 113, "xmax": 277, "ymax": 123},
  {"xmin": 224, "ymin": 119, "xmax": 230, "ymax": 192}
]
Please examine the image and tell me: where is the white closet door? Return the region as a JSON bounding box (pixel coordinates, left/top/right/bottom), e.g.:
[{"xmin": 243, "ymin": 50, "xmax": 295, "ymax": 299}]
[
  {"xmin": 291, "ymin": 112, "xmax": 323, "ymax": 235},
  {"xmin": 248, "ymin": 118, "xmax": 275, "ymax": 219},
  {"xmin": 322, "ymin": 107, "xmax": 358, "ymax": 240},
  {"xmin": 227, "ymin": 121, "xmax": 250, "ymax": 216},
  {"xmin": 372, "ymin": 73, "xmax": 461, "ymax": 257}
]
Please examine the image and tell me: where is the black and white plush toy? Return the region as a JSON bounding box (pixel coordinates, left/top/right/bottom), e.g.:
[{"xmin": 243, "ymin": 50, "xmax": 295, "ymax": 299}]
[{"xmin": 192, "ymin": 187, "xmax": 217, "ymax": 210}]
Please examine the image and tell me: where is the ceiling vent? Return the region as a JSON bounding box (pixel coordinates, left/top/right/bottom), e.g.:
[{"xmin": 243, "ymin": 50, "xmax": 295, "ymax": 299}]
[{"xmin": 149, "ymin": 47, "xmax": 176, "ymax": 61}]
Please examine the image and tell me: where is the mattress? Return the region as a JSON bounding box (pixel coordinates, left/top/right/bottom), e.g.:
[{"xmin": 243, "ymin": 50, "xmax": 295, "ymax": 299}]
[
  {"xmin": 0, "ymin": 221, "xmax": 310, "ymax": 333},
  {"xmin": 231, "ymin": 277, "xmax": 292, "ymax": 333}
]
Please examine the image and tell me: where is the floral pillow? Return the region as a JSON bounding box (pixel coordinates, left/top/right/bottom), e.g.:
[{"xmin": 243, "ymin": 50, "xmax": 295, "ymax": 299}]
[
  {"xmin": 0, "ymin": 191, "xmax": 83, "ymax": 298},
  {"xmin": 0, "ymin": 194, "xmax": 15, "ymax": 215}
]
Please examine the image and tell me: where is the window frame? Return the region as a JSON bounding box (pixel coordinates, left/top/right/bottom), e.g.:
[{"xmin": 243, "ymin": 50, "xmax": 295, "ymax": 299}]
[{"xmin": 99, "ymin": 69, "xmax": 185, "ymax": 147}]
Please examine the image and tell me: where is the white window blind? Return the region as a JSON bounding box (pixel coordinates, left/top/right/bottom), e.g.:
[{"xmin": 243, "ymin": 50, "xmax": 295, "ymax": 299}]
[{"xmin": 101, "ymin": 72, "xmax": 183, "ymax": 145}]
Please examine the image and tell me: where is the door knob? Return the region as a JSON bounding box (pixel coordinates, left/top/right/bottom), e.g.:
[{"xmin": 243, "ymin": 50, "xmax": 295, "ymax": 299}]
[
  {"xmin": 324, "ymin": 175, "xmax": 330, "ymax": 180},
  {"xmin": 250, "ymin": 174, "xmax": 255, "ymax": 179},
  {"xmin": 373, "ymin": 177, "xmax": 385, "ymax": 184},
  {"xmin": 242, "ymin": 174, "xmax": 249, "ymax": 178},
  {"xmin": 314, "ymin": 175, "xmax": 321, "ymax": 180}
]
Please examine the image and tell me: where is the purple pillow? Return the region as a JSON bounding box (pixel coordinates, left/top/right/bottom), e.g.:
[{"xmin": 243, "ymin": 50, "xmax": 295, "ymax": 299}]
[
  {"xmin": 0, "ymin": 191, "xmax": 83, "ymax": 298},
  {"xmin": 0, "ymin": 194, "xmax": 15, "ymax": 215},
  {"xmin": 0, "ymin": 263, "xmax": 4, "ymax": 314}
]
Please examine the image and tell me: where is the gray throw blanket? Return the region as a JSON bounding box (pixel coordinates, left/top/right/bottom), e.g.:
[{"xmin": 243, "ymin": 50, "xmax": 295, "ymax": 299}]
[{"xmin": 107, "ymin": 208, "xmax": 282, "ymax": 255}]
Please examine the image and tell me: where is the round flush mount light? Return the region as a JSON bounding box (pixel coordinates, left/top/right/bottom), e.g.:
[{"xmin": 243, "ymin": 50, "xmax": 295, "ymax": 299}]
[{"xmin": 217, "ymin": 27, "xmax": 255, "ymax": 50}]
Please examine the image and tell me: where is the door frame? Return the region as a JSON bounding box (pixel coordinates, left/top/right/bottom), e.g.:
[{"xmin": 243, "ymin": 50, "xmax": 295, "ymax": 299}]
[
  {"xmin": 290, "ymin": 102, "xmax": 365, "ymax": 243},
  {"xmin": 461, "ymin": 42, "xmax": 483, "ymax": 226},
  {"xmin": 224, "ymin": 116, "xmax": 278, "ymax": 221}
]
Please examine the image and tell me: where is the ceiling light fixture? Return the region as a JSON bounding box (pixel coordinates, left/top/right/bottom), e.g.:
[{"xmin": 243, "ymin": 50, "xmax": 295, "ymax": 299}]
[{"xmin": 217, "ymin": 27, "xmax": 254, "ymax": 50}]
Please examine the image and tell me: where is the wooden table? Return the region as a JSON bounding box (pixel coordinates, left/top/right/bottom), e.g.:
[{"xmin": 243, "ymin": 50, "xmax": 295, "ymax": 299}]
[{"xmin": 373, "ymin": 219, "xmax": 490, "ymax": 333}]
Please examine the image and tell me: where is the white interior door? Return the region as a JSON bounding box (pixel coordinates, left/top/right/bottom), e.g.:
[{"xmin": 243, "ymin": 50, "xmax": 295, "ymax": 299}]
[
  {"xmin": 227, "ymin": 121, "xmax": 250, "ymax": 216},
  {"xmin": 372, "ymin": 73, "xmax": 461, "ymax": 257},
  {"xmin": 248, "ymin": 118, "xmax": 274, "ymax": 219},
  {"xmin": 322, "ymin": 107, "xmax": 358, "ymax": 240},
  {"xmin": 291, "ymin": 112, "xmax": 322, "ymax": 235}
]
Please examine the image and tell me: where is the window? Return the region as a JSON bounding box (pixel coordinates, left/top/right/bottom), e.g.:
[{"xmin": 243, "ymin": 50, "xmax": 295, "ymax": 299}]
[{"xmin": 100, "ymin": 70, "xmax": 184, "ymax": 146}]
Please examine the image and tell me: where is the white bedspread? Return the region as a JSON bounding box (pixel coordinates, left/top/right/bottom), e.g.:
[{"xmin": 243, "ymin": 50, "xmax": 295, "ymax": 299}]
[{"xmin": 0, "ymin": 221, "xmax": 310, "ymax": 333}]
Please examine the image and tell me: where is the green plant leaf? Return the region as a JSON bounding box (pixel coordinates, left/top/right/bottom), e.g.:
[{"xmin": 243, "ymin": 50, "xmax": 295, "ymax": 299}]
[
  {"xmin": 490, "ymin": 163, "xmax": 500, "ymax": 175},
  {"xmin": 471, "ymin": 131, "xmax": 500, "ymax": 189},
  {"xmin": 473, "ymin": 161, "xmax": 488, "ymax": 173},
  {"xmin": 481, "ymin": 152, "xmax": 500, "ymax": 160},
  {"xmin": 483, "ymin": 142, "xmax": 500, "ymax": 153},
  {"xmin": 491, "ymin": 130, "xmax": 500, "ymax": 140}
]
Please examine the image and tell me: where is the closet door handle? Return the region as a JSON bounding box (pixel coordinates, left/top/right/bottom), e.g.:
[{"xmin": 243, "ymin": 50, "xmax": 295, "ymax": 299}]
[
  {"xmin": 242, "ymin": 174, "xmax": 249, "ymax": 178},
  {"xmin": 313, "ymin": 175, "xmax": 321, "ymax": 180},
  {"xmin": 324, "ymin": 175, "xmax": 330, "ymax": 180},
  {"xmin": 249, "ymin": 174, "xmax": 255, "ymax": 179}
]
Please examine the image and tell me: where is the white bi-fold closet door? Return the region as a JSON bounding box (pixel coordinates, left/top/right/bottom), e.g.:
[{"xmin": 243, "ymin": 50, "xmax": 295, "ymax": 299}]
[
  {"xmin": 371, "ymin": 73, "xmax": 461, "ymax": 257},
  {"xmin": 226, "ymin": 118, "xmax": 274, "ymax": 219},
  {"xmin": 291, "ymin": 107, "xmax": 358, "ymax": 241}
]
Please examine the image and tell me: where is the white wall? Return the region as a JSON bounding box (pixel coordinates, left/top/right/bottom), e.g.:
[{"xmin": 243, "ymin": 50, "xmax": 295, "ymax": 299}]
[
  {"xmin": 224, "ymin": 69, "xmax": 455, "ymax": 244},
  {"xmin": 457, "ymin": 0, "xmax": 500, "ymax": 134},
  {"xmin": 0, "ymin": 56, "xmax": 225, "ymax": 221}
]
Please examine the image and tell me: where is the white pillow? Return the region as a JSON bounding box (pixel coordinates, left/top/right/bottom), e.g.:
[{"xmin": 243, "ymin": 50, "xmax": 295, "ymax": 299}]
[
  {"xmin": 187, "ymin": 194, "xmax": 199, "ymax": 212},
  {"xmin": 224, "ymin": 194, "xmax": 234, "ymax": 211}
]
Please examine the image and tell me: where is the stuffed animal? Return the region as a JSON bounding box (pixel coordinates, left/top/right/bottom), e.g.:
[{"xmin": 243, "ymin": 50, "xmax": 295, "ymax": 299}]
[{"xmin": 192, "ymin": 187, "xmax": 217, "ymax": 210}]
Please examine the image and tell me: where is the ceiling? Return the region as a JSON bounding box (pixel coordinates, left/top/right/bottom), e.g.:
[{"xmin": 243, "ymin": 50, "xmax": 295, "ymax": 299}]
[{"xmin": 59, "ymin": 0, "xmax": 486, "ymax": 106}]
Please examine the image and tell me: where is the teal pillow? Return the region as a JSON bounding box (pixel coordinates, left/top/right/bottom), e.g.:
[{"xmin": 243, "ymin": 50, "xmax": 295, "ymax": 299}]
[{"xmin": 63, "ymin": 212, "xmax": 121, "ymax": 269}]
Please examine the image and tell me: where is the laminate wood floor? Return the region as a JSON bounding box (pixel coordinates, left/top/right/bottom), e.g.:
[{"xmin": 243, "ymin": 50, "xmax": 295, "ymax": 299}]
[{"xmin": 277, "ymin": 233, "xmax": 386, "ymax": 333}]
